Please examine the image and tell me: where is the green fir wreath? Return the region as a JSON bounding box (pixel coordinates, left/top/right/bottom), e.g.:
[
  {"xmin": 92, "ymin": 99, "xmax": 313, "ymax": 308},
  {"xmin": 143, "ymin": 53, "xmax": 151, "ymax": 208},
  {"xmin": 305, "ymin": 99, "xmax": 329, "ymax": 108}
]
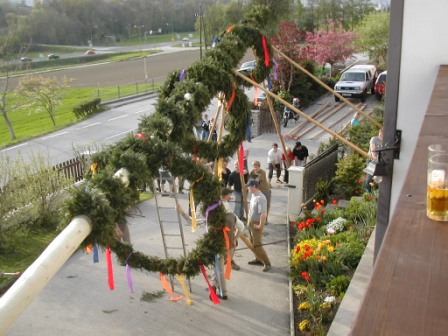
[{"xmin": 65, "ymin": 4, "xmax": 278, "ymax": 277}]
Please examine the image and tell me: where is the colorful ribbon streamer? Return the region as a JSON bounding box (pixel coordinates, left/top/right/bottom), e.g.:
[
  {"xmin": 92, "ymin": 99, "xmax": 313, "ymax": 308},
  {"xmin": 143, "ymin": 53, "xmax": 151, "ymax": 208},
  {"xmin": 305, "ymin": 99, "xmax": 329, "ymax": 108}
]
[
  {"xmin": 179, "ymin": 69, "xmax": 187, "ymax": 81},
  {"xmin": 189, "ymin": 174, "xmax": 205, "ymax": 232},
  {"xmin": 106, "ymin": 247, "xmax": 115, "ymax": 290},
  {"xmin": 135, "ymin": 132, "xmax": 148, "ymax": 141},
  {"xmin": 93, "ymin": 244, "xmax": 99, "ymax": 263},
  {"xmin": 126, "ymin": 253, "xmax": 134, "ymax": 293},
  {"xmin": 262, "ymin": 35, "xmax": 271, "ymax": 67},
  {"xmin": 227, "ymin": 83, "xmax": 237, "ymax": 111},
  {"xmin": 176, "ymin": 274, "xmax": 193, "ymax": 305},
  {"xmin": 223, "ymin": 226, "xmax": 232, "ymax": 280},
  {"xmin": 238, "ymin": 143, "xmax": 245, "ymax": 174},
  {"xmin": 160, "ymin": 273, "xmax": 183, "ymax": 301},
  {"xmin": 226, "ymin": 24, "xmax": 236, "ymax": 33},
  {"xmin": 205, "ymin": 200, "xmax": 222, "ymax": 233},
  {"xmin": 200, "ymin": 264, "xmax": 220, "ymax": 304}
]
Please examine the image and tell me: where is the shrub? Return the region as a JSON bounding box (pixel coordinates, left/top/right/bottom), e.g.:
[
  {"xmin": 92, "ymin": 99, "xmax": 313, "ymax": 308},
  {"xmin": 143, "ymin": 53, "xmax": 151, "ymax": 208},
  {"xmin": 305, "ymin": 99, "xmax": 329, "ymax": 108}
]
[
  {"xmin": 73, "ymin": 97, "xmax": 102, "ymax": 118},
  {"xmin": 333, "ymin": 153, "xmax": 366, "ymax": 198},
  {"xmin": 326, "ymin": 275, "xmax": 351, "ymax": 297}
]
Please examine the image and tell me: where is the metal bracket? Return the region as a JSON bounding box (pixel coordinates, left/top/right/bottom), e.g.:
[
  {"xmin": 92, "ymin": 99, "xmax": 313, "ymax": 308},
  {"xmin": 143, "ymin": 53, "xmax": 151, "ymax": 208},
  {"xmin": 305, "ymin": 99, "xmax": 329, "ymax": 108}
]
[{"xmin": 394, "ymin": 129, "xmax": 402, "ymax": 159}]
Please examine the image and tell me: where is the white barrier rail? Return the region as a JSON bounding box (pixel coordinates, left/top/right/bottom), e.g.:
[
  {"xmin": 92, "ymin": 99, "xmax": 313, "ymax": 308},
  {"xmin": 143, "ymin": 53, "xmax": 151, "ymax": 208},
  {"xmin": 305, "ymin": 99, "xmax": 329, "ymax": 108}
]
[{"xmin": 0, "ymin": 216, "xmax": 92, "ymax": 335}]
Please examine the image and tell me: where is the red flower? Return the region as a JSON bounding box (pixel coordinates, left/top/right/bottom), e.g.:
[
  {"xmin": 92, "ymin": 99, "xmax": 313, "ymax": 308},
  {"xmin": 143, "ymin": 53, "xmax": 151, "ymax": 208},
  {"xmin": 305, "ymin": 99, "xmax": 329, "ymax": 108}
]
[
  {"xmin": 301, "ymin": 272, "xmax": 310, "ymax": 281},
  {"xmin": 333, "ymin": 199, "xmax": 338, "ymax": 205},
  {"xmin": 317, "ymin": 217, "xmax": 322, "ymax": 222},
  {"xmin": 296, "ymin": 245, "xmax": 301, "ymax": 253},
  {"xmin": 320, "ymin": 200, "xmax": 325, "ymax": 205},
  {"xmin": 304, "ymin": 245, "xmax": 311, "ymax": 251}
]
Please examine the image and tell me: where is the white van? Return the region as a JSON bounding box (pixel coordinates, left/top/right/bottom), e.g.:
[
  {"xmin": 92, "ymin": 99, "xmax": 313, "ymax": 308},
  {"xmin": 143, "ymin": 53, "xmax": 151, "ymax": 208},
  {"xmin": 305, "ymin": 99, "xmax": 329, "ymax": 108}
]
[{"xmin": 334, "ymin": 64, "xmax": 377, "ymax": 103}]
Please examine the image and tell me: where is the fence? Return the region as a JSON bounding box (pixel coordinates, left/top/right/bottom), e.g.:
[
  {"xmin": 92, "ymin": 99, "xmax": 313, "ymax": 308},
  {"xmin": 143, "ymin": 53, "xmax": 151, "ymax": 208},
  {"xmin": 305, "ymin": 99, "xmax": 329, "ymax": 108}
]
[
  {"xmin": 303, "ymin": 143, "xmax": 339, "ymax": 201},
  {"xmin": 92, "ymin": 76, "xmax": 166, "ymax": 103},
  {"xmin": 54, "ymin": 156, "xmax": 86, "ymax": 183}
]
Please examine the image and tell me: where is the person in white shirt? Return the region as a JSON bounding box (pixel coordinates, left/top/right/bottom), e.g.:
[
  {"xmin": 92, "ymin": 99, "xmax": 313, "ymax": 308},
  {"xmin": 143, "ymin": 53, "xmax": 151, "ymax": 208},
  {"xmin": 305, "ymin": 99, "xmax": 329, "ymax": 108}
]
[{"xmin": 267, "ymin": 143, "xmax": 283, "ymax": 184}]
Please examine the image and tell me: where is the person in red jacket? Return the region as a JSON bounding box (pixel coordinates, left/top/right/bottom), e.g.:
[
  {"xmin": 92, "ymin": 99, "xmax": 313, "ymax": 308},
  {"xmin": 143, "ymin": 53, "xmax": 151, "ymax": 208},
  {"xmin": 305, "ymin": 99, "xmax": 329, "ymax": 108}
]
[{"xmin": 281, "ymin": 147, "xmax": 295, "ymax": 183}]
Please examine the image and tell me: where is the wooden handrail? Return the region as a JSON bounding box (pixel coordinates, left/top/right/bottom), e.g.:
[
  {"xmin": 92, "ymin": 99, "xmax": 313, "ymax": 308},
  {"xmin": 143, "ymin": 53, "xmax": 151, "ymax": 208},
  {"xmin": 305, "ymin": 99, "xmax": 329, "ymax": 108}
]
[{"xmin": 351, "ymin": 65, "xmax": 448, "ymax": 335}]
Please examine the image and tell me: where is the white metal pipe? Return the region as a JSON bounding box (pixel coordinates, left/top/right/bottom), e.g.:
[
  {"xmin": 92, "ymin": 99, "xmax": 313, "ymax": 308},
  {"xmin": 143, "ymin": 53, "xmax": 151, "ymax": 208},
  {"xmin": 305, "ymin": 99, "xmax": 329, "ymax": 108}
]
[{"xmin": 0, "ymin": 216, "xmax": 92, "ymax": 335}]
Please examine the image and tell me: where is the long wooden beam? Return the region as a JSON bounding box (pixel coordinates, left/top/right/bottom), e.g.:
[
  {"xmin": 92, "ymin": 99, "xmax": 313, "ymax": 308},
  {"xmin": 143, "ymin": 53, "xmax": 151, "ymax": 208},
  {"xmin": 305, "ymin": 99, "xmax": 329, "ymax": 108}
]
[
  {"xmin": 273, "ymin": 46, "xmax": 383, "ymax": 129},
  {"xmin": 234, "ymin": 70, "xmax": 370, "ymax": 159},
  {"xmin": 0, "ymin": 216, "xmax": 92, "ymax": 335}
]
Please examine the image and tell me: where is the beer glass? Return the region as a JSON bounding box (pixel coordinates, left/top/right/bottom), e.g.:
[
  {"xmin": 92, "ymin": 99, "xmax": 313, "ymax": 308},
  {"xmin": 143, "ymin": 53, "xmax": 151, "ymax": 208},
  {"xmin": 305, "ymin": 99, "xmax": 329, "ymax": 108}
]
[{"xmin": 427, "ymin": 144, "xmax": 448, "ymax": 221}]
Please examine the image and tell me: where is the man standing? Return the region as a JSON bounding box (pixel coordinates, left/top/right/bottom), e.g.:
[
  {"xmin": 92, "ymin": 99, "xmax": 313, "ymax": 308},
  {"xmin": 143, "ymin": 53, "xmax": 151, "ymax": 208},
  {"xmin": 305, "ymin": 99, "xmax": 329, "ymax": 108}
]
[
  {"xmin": 267, "ymin": 143, "xmax": 283, "ymax": 184},
  {"xmin": 201, "ymin": 114, "xmax": 210, "ymax": 141},
  {"xmin": 293, "ymin": 142, "xmax": 309, "ymax": 166},
  {"xmin": 227, "ymin": 161, "xmax": 248, "ymax": 221},
  {"xmin": 365, "ymin": 128, "xmax": 384, "ymax": 192},
  {"xmin": 246, "ymin": 180, "xmax": 271, "ymax": 272}
]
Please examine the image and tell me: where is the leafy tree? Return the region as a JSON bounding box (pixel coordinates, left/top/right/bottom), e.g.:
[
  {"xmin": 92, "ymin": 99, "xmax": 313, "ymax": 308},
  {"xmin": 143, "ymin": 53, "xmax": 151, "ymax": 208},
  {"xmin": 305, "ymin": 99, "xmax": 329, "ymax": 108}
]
[
  {"xmin": 355, "ymin": 11, "xmax": 390, "ymax": 68},
  {"xmin": 305, "ymin": 20, "xmax": 357, "ymax": 75},
  {"xmin": 270, "ymin": 21, "xmax": 307, "ymax": 91},
  {"xmin": 15, "ymin": 75, "xmax": 72, "ymax": 126},
  {"xmin": 0, "ymin": 152, "xmax": 74, "ymax": 246}
]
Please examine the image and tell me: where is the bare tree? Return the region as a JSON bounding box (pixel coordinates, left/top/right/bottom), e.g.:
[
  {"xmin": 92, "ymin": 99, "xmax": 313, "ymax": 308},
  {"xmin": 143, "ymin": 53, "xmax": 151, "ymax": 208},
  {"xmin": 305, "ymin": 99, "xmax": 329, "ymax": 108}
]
[{"xmin": 0, "ymin": 74, "xmax": 18, "ymax": 141}]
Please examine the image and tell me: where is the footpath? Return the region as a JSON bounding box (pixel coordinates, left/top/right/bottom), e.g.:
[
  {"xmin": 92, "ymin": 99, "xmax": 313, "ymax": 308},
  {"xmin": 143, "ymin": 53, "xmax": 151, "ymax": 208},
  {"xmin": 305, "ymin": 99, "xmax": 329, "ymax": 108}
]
[{"xmin": 7, "ymin": 129, "xmax": 321, "ymax": 336}]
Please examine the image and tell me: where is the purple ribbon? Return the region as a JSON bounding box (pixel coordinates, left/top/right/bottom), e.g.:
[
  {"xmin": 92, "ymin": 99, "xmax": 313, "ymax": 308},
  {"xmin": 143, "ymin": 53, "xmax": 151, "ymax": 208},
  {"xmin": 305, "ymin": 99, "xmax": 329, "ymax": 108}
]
[
  {"xmin": 93, "ymin": 244, "xmax": 99, "ymax": 263},
  {"xmin": 273, "ymin": 59, "xmax": 279, "ymax": 81},
  {"xmin": 205, "ymin": 200, "xmax": 222, "ymax": 232},
  {"xmin": 126, "ymin": 253, "xmax": 134, "ymax": 293},
  {"xmin": 179, "ymin": 69, "xmax": 187, "ymax": 81}
]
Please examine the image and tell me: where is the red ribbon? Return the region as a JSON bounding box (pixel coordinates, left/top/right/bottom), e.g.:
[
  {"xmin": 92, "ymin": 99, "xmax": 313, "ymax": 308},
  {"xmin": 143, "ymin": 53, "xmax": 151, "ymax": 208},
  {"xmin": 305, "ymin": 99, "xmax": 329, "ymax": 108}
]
[
  {"xmin": 238, "ymin": 143, "xmax": 245, "ymax": 174},
  {"xmin": 106, "ymin": 248, "xmax": 115, "ymax": 290},
  {"xmin": 262, "ymin": 35, "xmax": 271, "ymax": 67},
  {"xmin": 200, "ymin": 264, "xmax": 221, "ymax": 304}
]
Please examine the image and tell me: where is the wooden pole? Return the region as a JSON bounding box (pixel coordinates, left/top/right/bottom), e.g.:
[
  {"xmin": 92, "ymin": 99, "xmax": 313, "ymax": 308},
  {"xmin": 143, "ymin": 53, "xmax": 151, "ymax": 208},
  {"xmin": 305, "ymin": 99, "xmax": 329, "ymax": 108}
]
[
  {"xmin": 0, "ymin": 216, "xmax": 92, "ymax": 335},
  {"xmin": 234, "ymin": 70, "xmax": 370, "ymax": 159},
  {"xmin": 272, "ymin": 46, "xmax": 383, "ymax": 129}
]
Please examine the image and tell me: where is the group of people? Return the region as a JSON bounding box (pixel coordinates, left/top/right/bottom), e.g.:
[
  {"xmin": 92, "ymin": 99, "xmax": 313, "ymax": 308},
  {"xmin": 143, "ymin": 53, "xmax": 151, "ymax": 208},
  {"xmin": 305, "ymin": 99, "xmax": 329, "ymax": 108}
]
[{"xmin": 266, "ymin": 141, "xmax": 309, "ymax": 185}]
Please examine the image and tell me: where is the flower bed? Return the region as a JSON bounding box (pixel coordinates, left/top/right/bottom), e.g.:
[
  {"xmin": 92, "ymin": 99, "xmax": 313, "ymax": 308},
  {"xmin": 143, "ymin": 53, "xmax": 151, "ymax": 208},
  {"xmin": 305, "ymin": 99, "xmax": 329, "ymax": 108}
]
[{"xmin": 290, "ymin": 196, "xmax": 377, "ymax": 335}]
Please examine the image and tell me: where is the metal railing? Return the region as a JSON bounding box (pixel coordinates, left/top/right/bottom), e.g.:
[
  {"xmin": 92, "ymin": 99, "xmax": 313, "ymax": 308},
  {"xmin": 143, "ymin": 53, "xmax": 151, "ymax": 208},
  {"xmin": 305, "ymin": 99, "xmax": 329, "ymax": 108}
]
[{"xmin": 92, "ymin": 76, "xmax": 166, "ymax": 103}]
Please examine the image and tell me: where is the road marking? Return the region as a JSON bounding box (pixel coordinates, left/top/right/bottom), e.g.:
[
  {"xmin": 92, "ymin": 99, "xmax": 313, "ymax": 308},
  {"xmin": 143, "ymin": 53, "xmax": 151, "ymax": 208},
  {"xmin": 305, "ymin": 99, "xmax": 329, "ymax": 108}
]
[
  {"xmin": 41, "ymin": 132, "xmax": 68, "ymax": 140},
  {"xmin": 107, "ymin": 114, "xmax": 128, "ymax": 121},
  {"xmin": 105, "ymin": 129, "xmax": 136, "ymax": 140},
  {"xmin": 82, "ymin": 122, "xmax": 101, "ymax": 128},
  {"xmin": 134, "ymin": 108, "xmax": 150, "ymax": 114},
  {"xmin": 1, "ymin": 142, "xmax": 28, "ymax": 152}
]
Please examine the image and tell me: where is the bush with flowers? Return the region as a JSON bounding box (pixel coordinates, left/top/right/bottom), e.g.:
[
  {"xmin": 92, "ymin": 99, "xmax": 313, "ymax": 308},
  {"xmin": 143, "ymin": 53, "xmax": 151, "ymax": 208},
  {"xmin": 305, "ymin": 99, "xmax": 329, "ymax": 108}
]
[{"xmin": 290, "ymin": 195, "xmax": 377, "ymax": 335}]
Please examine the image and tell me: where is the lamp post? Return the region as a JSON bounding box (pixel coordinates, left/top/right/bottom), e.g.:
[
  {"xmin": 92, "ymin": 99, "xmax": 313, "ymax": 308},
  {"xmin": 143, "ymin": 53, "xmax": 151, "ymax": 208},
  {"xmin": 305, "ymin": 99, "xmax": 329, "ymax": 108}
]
[
  {"xmin": 90, "ymin": 25, "xmax": 97, "ymax": 47},
  {"xmin": 134, "ymin": 25, "xmax": 144, "ymax": 42},
  {"xmin": 166, "ymin": 23, "xmax": 174, "ymax": 41},
  {"xmin": 194, "ymin": 10, "xmax": 204, "ymax": 60}
]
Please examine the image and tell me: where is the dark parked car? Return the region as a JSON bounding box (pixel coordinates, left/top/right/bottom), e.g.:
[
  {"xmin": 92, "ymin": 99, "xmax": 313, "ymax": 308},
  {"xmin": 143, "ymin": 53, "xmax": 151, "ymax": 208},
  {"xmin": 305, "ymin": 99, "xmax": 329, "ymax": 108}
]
[
  {"xmin": 20, "ymin": 57, "xmax": 32, "ymax": 63},
  {"xmin": 48, "ymin": 54, "xmax": 60, "ymax": 59},
  {"xmin": 375, "ymin": 70, "xmax": 387, "ymax": 100}
]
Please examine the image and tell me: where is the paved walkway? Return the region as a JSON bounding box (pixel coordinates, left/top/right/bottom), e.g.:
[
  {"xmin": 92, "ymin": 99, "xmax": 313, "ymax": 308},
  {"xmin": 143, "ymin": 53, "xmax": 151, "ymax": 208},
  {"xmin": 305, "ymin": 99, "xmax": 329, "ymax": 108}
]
[{"xmin": 7, "ymin": 127, "xmax": 323, "ymax": 336}]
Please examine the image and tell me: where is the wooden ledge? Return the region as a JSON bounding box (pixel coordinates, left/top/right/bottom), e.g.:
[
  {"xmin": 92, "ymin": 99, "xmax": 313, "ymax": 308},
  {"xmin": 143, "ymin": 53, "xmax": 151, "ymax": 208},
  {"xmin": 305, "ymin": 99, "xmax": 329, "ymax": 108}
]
[{"xmin": 351, "ymin": 65, "xmax": 448, "ymax": 335}]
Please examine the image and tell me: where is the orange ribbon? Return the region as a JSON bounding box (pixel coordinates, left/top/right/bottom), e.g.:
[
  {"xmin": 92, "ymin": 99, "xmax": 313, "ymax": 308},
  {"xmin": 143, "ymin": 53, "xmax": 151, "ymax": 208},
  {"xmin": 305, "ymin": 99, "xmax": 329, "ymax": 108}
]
[
  {"xmin": 226, "ymin": 24, "xmax": 236, "ymax": 33},
  {"xmin": 160, "ymin": 273, "xmax": 183, "ymax": 302},
  {"xmin": 227, "ymin": 83, "xmax": 237, "ymax": 111},
  {"xmin": 223, "ymin": 226, "xmax": 232, "ymax": 280}
]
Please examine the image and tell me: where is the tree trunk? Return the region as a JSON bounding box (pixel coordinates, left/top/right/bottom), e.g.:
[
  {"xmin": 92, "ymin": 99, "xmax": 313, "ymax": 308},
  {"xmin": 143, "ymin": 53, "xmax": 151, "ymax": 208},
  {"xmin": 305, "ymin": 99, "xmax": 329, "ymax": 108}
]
[{"xmin": 1, "ymin": 110, "xmax": 16, "ymax": 140}]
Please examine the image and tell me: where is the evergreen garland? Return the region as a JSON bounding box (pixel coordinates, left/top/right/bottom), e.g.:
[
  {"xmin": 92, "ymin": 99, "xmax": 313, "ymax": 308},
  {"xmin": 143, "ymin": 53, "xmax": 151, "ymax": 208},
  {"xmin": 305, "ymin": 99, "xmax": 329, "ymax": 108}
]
[{"xmin": 65, "ymin": 4, "xmax": 276, "ymax": 276}]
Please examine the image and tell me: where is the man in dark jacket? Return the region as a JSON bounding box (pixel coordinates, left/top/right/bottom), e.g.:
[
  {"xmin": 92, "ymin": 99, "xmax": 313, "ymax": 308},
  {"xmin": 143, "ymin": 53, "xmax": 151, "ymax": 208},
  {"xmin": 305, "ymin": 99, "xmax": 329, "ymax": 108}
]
[{"xmin": 293, "ymin": 142, "xmax": 309, "ymax": 166}]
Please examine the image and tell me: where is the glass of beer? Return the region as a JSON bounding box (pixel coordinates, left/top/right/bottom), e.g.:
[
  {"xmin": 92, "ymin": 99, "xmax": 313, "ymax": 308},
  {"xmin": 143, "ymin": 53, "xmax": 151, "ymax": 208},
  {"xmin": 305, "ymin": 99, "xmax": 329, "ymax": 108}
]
[{"xmin": 427, "ymin": 144, "xmax": 448, "ymax": 221}]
